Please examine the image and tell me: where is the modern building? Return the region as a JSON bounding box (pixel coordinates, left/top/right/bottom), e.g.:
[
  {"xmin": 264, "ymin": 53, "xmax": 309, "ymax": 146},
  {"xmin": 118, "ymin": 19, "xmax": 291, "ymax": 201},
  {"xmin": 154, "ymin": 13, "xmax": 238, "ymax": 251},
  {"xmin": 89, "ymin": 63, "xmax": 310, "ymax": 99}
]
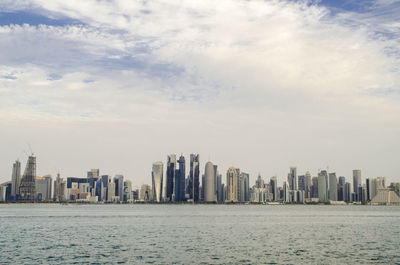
[
  {"xmin": 344, "ymin": 182, "xmax": 352, "ymax": 203},
  {"xmin": 288, "ymin": 167, "xmax": 297, "ymax": 191},
  {"xmin": 114, "ymin": 175, "xmax": 124, "ymax": 201},
  {"xmin": 328, "ymin": 173, "xmax": 337, "ymax": 201},
  {"xmin": 318, "ymin": 171, "xmax": 328, "ymax": 202},
  {"xmin": 283, "ymin": 181, "xmax": 290, "ymax": 203},
  {"xmin": 107, "ymin": 179, "xmax": 116, "ymax": 202},
  {"xmin": 338, "ymin": 176, "xmax": 346, "ymax": 201},
  {"xmin": 35, "ymin": 175, "xmax": 52, "ymax": 201},
  {"xmin": 188, "ymin": 154, "xmax": 200, "ymax": 202},
  {"xmin": 226, "ymin": 167, "xmax": 238, "ymax": 202},
  {"xmin": 11, "ymin": 160, "xmax": 21, "ymax": 200},
  {"xmin": 353, "ymin": 169, "xmax": 361, "ymax": 201},
  {"xmin": 175, "ymin": 155, "xmax": 186, "ymax": 202},
  {"xmin": 216, "ymin": 174, "xmax": 223, "ymax": 202},
  {"xmin": 270, "ymin": 176, "xmax": 278, "ymax": 202},
  {"xmin": 371, "ymin": 188, "xmax": 400, "ymax": 206},
  {"xmin": 204, "ymin": 161, "xmax": 216, "ymax": 202},
  {"xmin": 152, "ymin": 162, "xmax": 163, "ymax": 202},
  {"xmin": 298, "ymin": 175, "xmax": 305, "ymax": 191},
  {"xmin": 305, "ymin": 171, "xmax": 311, "ymax": 200},
  {"xmin": 123, "ymin": 180, "xmax": 132, "ymax": 202},
  {"xmin": 239, "ymin": 172, "xmax": 250, "ymax": 202},
  {"xmin": 18, "ymin": 155, "xmax": 37, "ymax": 202},
  {"xmin": 311, "ymin": 176, "xmax": 318, "ymax": 198},
  {"xmin": 53, "ymin": 173, "xmax": 66, "ymax": 202},
  {"xmin": 140, "ymin": 184, "xmax": 152, "ymax": 201},
  {"xmin": 166, "ymin": 154, "xmax": 176, "ymax": 202}
]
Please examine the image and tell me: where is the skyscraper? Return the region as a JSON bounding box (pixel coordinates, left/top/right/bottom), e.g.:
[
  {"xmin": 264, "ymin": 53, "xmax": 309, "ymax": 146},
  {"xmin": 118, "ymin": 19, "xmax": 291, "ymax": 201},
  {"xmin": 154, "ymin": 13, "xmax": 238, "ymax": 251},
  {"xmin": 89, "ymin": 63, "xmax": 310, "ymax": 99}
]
[
  {"xmin": 216, "ymin": 173, "xmax": 223, "ymax": 203},
  {"xmin": 123, "ymin": 180, "xmax": 132, "ymax": 202},
  {"xmin": 18, "ymin": 155, "xmax": 36, "ymax": 202},
  {"xmin": 305, "ymin": 171, "xmax": 311, "ymax": 200},
  {"xmin": 344, "ymin": 182, "xmax": 352, "ymax": 203},
  {"xmin": 353, "ymin": 169, "xmax": 361, "ymax": 201},
  {"xmin": 328, "ymin": 173, "xmax": 337, "ymax": 201},
  {"xmin": 283, "ymin": 181, "xmax": 290, "ymax": 203},
  {"xmin": 114, "ymin": 175, "xmax": 124, "ymax": 201},
  {"xmin": 338, "ymin": 176, "xmax": 346, "ymax": 201},
  {"xmin": 298, "ymin": 175, "xmax": 305, "ymax": 191},
  {"xmin": 204, "ymin": 161, "xmax": 216, "ymax": 202},
  {"xmin": 53, "ymin": 173, "xmax": 66, "ymax": 202},
  {"xmin": 318, "ymin": 171, "xmax": 328, "ymax": 202},
  {"xmin": 239, "ymin": 172, "xmax": 250, "ymax": 202},
  {"xmin": 288, "ymin": 167, "xmax": 297, "ymax": 191},
  {"xmin": 311, "ymin": 176, "xmax": 318, "ymax": 198},
  {"xmin": 226, "ymin": 167, "xmax": 238, "ymax": 202},
  {"xmin": 152, "ymin": 161, "xmax": 163, "ymax": 202},
  {"xmin": 270, "ymin": 176, "xmax": 278, "ymax": 201},
  {"xmin": 175, "ymin": 155, "xmax": 185, "ymax": 202},
  {"xmin": 188, "ymin": 154, "xmax": 200, "ymax": 202},
  {"xmin": 35, "ymin": 175, "xmax": 52, "ymax": 201},
  {"xmin": 166, "ymin": 154, "xmax": 176, "ymax": 201},
  {"xmin": 11, "ymin": 160, "xmax": 21, "ymax": 200}
]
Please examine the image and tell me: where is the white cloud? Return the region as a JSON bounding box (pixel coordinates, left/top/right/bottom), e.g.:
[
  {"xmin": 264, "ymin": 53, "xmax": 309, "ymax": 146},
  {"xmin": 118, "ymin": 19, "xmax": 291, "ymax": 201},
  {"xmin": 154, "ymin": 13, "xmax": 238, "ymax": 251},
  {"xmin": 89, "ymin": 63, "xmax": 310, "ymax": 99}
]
[{"xmin": 0, "ymin": 0, "xmax": 399, "ymax": 186}]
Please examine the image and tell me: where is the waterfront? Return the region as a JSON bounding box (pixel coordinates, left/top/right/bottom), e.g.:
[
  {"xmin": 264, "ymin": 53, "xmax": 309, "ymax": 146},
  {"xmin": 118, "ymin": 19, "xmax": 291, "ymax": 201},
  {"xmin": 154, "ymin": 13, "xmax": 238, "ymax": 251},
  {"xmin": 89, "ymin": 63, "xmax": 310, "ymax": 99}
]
[{"xmin": 0, "ymin": 205, "xmax": 399, "ymax": 264}]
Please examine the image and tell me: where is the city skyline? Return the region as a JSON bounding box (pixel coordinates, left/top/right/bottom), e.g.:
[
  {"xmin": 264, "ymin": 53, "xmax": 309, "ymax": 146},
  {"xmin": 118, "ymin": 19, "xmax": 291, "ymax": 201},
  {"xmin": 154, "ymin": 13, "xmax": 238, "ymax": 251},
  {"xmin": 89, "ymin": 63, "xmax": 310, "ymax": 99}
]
[
  {"xmin": 1, "ymin": 0, "xmax": 400, "ymax": 186},
  {"xmin": 0, "ymin": 152, "xmax": 399, "ymax": 189}
]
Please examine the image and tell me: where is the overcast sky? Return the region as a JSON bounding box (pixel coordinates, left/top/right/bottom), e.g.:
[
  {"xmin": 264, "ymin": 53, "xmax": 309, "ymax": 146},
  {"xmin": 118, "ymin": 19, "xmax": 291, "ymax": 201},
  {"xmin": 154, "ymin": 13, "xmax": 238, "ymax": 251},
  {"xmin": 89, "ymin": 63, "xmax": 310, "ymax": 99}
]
[{"xmin": 0, "ymin": 0, "xmax": 399, "ymax": 188}]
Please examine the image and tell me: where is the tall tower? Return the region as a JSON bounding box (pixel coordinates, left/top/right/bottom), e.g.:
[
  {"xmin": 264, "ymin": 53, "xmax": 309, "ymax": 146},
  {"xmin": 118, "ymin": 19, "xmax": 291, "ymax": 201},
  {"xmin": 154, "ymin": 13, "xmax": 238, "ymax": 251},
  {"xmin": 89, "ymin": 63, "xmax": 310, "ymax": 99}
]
[
  {"xmin": 11, "ymin": 160, "xmax": 21, "ymax": 199},
  {"xmin": 152, "ymin": 161, "xmax": 163, "ymax": 202},
  {"xmin": 226, "ymin": 167, "xmax": 238, "ymax": 202},
  {"xmin": 288, "ymin": 167, "xmax": 297, "ymax": 191},
  {"xmin": 18, "ymin": 155, "xmax": 37, "ymax": 202},
  {"xmin": 204, "ymin": 161, "xmax": 216, "ymax": 202},
  {"xmin": 353, "ymin": 170, "xmax": 361, "ymax": 201},
  {"xmin": 175, "ymin": 155, "xmax": 185, "ymax": 202},
  {"xmin": 328, "ymin": 173, "xmax": 338, "ymax": 201},
  {"xmin": 114, "ymin": 175, "xmax": 124, "ymax": 201},
  {"xmin": 189, "ymin": 154, "xmax": 200, "ymax": 202},
  {"xmin": 318, "ymin": 171, "xmax": 328, "ymax": 202},
  {"xmin": 166, "ymin": 154, "xmax": 176, "ymax": 201}
]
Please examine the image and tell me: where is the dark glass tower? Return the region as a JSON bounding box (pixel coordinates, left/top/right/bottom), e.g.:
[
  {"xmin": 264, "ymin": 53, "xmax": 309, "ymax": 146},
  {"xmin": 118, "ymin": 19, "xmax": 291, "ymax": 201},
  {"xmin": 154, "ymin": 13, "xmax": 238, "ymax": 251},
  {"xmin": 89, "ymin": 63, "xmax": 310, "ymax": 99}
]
[
  {"xmin": 189, "ymin": 154, "xmax": 200, "ymax": 202},
  {"xmin": 166, "ymin": 155, "xmax": 176, "ymax": 201},
  {"xmin": 175, "ymin": 155, "xmax": 185, "ymax": 201}
]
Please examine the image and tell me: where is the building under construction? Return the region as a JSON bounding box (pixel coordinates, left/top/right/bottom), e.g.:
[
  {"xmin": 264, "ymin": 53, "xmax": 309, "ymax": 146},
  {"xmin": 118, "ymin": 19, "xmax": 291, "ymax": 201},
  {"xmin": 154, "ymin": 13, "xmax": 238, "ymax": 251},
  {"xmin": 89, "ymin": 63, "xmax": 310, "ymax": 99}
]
[{"xmin": 18, "ymin": 155, "xmax": 36, "ymax": 202}]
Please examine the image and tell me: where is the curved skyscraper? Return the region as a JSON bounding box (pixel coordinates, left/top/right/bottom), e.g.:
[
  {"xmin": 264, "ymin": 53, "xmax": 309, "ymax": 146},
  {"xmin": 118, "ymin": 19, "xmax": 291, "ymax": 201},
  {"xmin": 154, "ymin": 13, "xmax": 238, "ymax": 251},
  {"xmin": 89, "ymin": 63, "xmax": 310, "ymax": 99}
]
[
  {"xmin": 152, "ymin": 161, "xmax": 163, "ymax": 202},
  {"xmin": 226, "ymin": 167, "xmax": 238, "ymax": 202},
  {"xmin": 19, "ymin": 155, "xmax": 36, "ymax": 202},
  {"xmin": 204, "ymin": 162, "xmax": 215, "ymax": 202}
]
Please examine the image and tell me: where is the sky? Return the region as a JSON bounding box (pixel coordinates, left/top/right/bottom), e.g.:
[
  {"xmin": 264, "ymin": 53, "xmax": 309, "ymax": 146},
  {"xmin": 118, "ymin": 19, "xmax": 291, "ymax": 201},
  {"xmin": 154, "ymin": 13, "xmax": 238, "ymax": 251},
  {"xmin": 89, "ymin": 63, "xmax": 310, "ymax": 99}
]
[{"xmin": 0, "ymin": 0, "xmax": 399, "ymax": 188}]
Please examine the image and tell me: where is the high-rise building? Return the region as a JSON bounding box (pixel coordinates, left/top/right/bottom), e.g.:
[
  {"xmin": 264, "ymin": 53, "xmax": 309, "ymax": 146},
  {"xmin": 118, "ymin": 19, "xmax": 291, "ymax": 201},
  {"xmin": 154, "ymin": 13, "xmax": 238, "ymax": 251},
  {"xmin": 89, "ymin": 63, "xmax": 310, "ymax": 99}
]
[
  {"xmin": 166, "ymin": 154, "xmax": 176, "ymax": 202},
  {"xmin": 114, "ymin": 175, "xmax": 124, "ymax": 201},
  {"xmin": 18, "ymin": 155, "xmax": 37, "ymax": 202},
  {"xmin": 338, "ymin": 176, "xmax": 346, "ymax": 201},
  {"xmin": 216, "ymin": 174, "xmax": 223, "ymax": 202},
  {"xmin": 311, "ymin": 176, "xmax": 318, "ymax": 198},
  {"xmin": 305, "ymin": 171, "xmax": 311, "ymax": 200},
  {"xmin": 366, "ymin": 178, "xmax": 372, "ymax": 201},
  {"xmin": 188, "ymin": 154, "xmax": 200, "ymax": 202},
  {"xmin": 204, "ymin": 162, "xmax": 216, "ymax": 202},
  {"xmin": 53, "ymin": 173, "xmax": 66, "ymax": 202},
  {"xmin": 35, "ymin": 175, "xmax": 52, "ymax": 201},
  {"xmin": 87, "ymin": 169, "xmax": 99, "ymax": 179},
  {"xmin": 101, "ymin": 175, "xmax": 109, "ymax": 202},
  {"xmin": 175, "ymin": 155, "xmax": 185, "ymax": 202},
  {"xmin": 152, "ymin": 162, "xmax": 163, "ymax": 202},
  {"xmin": 318, "ymin": 171, "xmax": 328, "ymax": 202},
  {"xmin": 283, "ymin": 181, "xmax": 290, "ymax": 203},
  {"xmin": 226, "ymin": 167, "xmax": 238, "ymax": 202},
  {"xmin": 107, "ymin": 179, "xmax": 115, "ymax": 202},
  {"xmin": 270, "ymin": 176, "xmax": 278, "ymax": 201},
  {"xmin": 11, "ymin": 160, "xmax": 21, "ymax": 200},
  {"xmin": 239, "ymin": 172, "xmax": 250, "ymax": 202},
  {"xmin": 344, "ymin": 182, "xmax": 352, "ymax": 203},
  {"xmin": 123, "ymin": 180, "xmax": 132, "ymax": 202},
  {"xmin": 353, "ymin": 169, "xmax": 361, "ymax": 201},
  {"xmin": 298, "ymin": 175, "xmax": 305, "ymax": 191},
  {"xmin": 328, "ymin": 173, "xmax": 337, "ymax": 201},
  {"xmin": 288, "ymin": 167, "xmax": 297, "ymax": 191},
  {"xmin": 140, "ymin": 184, "xmax": 152, "ymax": 201},
  {"xmin": 255, "ymin": 174, "xmax": 264, "ymax": 189}
]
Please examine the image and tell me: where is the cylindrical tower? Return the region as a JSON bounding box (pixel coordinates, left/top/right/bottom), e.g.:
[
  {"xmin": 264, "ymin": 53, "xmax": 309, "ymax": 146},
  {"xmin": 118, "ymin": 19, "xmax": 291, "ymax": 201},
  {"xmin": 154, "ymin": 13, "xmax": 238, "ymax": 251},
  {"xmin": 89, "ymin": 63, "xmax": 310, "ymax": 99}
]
[{"xmin": 204, "ymin": 162, "xmax": 215, "ymax": 202}]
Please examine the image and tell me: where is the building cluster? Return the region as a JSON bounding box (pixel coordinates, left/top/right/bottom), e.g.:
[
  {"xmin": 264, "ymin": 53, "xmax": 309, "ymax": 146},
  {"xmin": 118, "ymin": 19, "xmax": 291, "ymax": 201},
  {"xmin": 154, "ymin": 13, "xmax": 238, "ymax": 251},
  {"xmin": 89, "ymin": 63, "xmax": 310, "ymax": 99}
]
[{"xmin": 1, "ymin": 154, "xmax": 400, "ymax": 205}]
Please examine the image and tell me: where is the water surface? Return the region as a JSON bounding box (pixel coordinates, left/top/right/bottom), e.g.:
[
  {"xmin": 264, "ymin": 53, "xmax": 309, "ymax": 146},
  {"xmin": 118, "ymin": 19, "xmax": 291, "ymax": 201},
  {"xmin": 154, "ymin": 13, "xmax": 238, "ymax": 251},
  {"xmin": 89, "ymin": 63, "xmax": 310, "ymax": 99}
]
[{"xmin": 0, "ymin": 205, "xmax": 399, "ymax": 264}]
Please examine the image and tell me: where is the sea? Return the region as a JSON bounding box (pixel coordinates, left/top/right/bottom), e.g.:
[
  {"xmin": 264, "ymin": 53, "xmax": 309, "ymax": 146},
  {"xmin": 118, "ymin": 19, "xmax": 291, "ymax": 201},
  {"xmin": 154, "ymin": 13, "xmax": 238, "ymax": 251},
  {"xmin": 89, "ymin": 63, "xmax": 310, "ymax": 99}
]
[{"xmin": 0, "ymin": 204, "xmax": 399, "ymax": 264}]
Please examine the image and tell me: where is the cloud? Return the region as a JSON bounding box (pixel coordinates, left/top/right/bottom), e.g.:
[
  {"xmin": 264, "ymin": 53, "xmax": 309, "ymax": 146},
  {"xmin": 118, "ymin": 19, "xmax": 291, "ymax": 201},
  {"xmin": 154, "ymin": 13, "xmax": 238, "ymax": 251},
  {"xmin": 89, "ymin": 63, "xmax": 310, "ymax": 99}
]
[{"xmin": 0, "ymin": 0, "xmax": 399, "ymax": 185}]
